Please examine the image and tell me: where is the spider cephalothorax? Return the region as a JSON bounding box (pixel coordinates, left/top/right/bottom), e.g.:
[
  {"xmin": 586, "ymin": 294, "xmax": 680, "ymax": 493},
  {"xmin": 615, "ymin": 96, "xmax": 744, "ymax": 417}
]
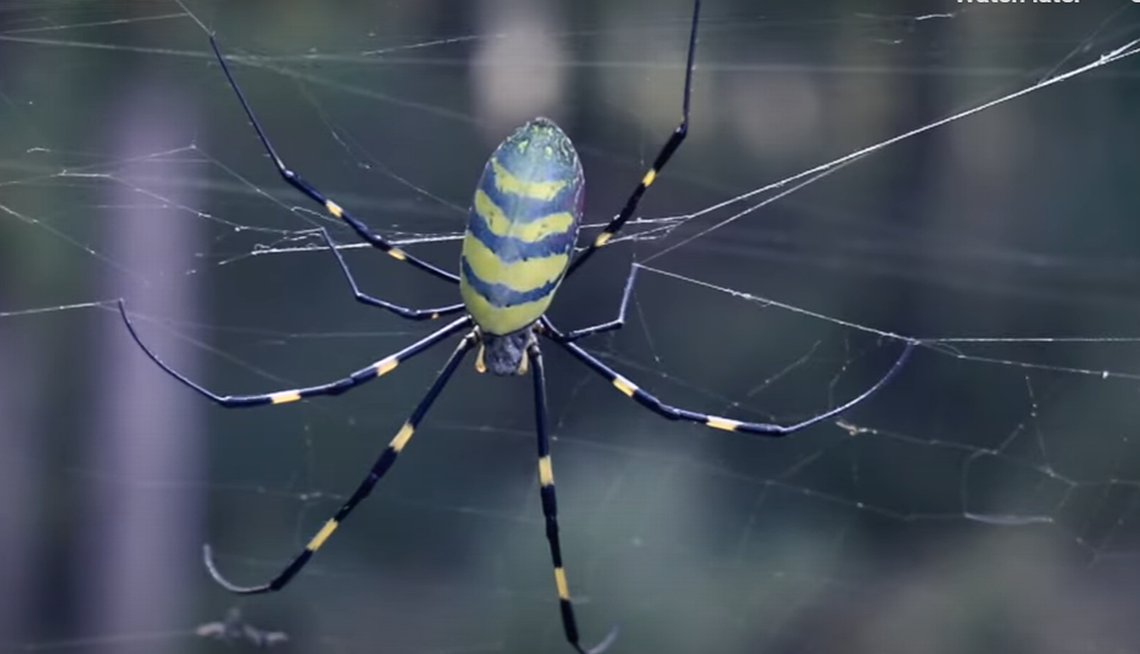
[{"xmin": 476, "ymin": 327, "xmax": 536, "ymax": 376}]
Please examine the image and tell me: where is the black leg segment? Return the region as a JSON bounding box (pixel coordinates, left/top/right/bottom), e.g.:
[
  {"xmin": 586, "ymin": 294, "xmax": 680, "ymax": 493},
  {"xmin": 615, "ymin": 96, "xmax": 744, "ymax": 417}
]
[
  {"xmin": 550, "ymin": 264, "xmax": 640, "ymax": 342},
  {"xmin": 313, "ymin": 227, "xmax": 465, "ymax": 321}
]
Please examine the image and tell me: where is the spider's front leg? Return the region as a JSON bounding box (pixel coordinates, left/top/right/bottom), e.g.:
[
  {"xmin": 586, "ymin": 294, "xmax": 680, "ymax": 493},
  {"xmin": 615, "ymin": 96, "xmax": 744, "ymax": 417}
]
[
  {"xmin": 208, "ymin": 36, "xmax": 458, "ymax": 285},
  {"xmin": 565, "ymin": 0, "xmax": 701, "ymax": 278}
]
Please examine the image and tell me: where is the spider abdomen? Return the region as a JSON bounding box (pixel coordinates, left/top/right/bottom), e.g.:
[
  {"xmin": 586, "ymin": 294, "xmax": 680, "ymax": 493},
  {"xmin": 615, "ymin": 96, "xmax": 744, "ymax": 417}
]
[{"xmin": 459, "ymin": 117, "xmax": 584, "ymax": 337}]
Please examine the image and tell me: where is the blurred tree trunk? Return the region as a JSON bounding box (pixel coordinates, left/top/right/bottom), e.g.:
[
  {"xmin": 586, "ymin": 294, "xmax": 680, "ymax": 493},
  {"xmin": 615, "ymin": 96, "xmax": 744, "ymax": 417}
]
[
  {"xmin": 79, "ymin": 70, "xmax": 205, "ymax": 654},
  {"xmin": 0, "ymin": 322, "xmax": 39, "ymax": 643}
]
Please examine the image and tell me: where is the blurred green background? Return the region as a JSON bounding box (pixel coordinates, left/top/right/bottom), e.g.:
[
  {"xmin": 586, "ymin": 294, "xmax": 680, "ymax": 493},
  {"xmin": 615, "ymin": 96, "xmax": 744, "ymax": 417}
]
[{"xmin": 2, "ymin": 1, "xmax": 1140, "ymax": 653}]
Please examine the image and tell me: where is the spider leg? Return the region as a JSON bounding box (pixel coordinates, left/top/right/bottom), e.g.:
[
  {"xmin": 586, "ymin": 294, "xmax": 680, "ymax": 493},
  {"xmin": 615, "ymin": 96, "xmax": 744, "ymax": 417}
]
[
  {"xmin": 311, "ymin": 227, "xmax": 465, "ymax": 321},
  {"xmin": 208, "ymin": 36, "xmax": 458, "ymax": 285},
  {"xmin": 205, "ymin": 331, "xmax": 478, "ymax": 594},
  {"xmin": 565, "ymin": 0, "xmax": 700, "ymax": 278},
  {"xmin": 548, "ymin": 331, "xmax": 915, "ymax": 436},
  {"xmin": 119, "ymin": 300, "xmax": 470, "ymax": 408},
  {"xmin": 547, "ymin": 264, "xmax": 639, "ymax": 343},
  {"xmin": 528, "ymin": 342, "xmax": 620, "ymax": 654}
]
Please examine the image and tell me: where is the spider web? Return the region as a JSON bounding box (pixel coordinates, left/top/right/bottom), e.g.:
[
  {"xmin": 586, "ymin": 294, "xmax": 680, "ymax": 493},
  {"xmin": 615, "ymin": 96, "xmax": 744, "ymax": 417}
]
[{"xmin": 2, "ymin": 1, "xmax": 1140, "ymax": 653}]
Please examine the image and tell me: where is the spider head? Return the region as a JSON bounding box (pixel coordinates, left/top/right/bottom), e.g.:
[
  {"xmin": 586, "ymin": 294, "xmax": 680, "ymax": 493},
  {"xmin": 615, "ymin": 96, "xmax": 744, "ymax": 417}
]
[{"xmin": 475, "ymin": 328, "xmax": 534, "ymax": 376}]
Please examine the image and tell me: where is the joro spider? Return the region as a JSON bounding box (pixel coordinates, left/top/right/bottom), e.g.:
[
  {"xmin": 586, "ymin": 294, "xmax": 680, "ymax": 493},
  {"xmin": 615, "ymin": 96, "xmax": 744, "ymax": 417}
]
[{"xmin": 118, "ymin": 2, "xmax": 915, "ymax": 652}]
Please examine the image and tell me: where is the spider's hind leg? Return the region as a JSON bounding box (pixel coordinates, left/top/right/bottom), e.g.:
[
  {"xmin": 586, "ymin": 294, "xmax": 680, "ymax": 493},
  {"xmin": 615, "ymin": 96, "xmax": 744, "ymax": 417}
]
[{"xmin": 528, "ymin": 342, "xmax": 620, "ymax": 654}]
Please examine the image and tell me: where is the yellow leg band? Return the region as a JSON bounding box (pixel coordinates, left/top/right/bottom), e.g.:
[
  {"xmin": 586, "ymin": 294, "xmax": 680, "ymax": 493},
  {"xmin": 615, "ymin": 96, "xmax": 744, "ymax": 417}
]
[
  {"xmin": 705, "ymin": 416, "xmax": 742, "ymax": 432},
  {"xmin": 538, "ymin": 455, "xmax": 554, "ymax": 487},
  {"xmin": 307, "ymin": 519, "xmax": 339, "ymax": 551},
  {"xmin": 270, "ymin": 391, "xmax": 302, "ymax": 404},
  {"xmin": 391, "ymin": 422, "xmax": 415, "ymax": 452},
  {"xmin": 554, "ymin": 567, "xmax": 570, "ymax": 600}
]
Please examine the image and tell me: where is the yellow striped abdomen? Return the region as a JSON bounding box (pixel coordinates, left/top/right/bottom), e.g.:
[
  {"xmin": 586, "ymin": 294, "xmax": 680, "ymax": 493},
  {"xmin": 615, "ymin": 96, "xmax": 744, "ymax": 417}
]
[{"xmin": 460, "ymin": 117, "xmax": 583, "ymax": 335}]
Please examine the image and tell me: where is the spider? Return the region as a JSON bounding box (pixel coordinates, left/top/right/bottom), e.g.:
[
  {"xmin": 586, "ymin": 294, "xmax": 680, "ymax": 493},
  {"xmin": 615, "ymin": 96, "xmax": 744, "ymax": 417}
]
[{"xmin": 118, "ymin": 2, "xmax": 914, "ymax": 652}]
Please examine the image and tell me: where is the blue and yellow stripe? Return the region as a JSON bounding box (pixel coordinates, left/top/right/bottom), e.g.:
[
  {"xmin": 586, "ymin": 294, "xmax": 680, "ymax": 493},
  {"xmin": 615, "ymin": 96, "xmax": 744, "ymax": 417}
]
[{"xmin": 460, "ymin": 117, "xmax": 584, "ymax": 335}]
